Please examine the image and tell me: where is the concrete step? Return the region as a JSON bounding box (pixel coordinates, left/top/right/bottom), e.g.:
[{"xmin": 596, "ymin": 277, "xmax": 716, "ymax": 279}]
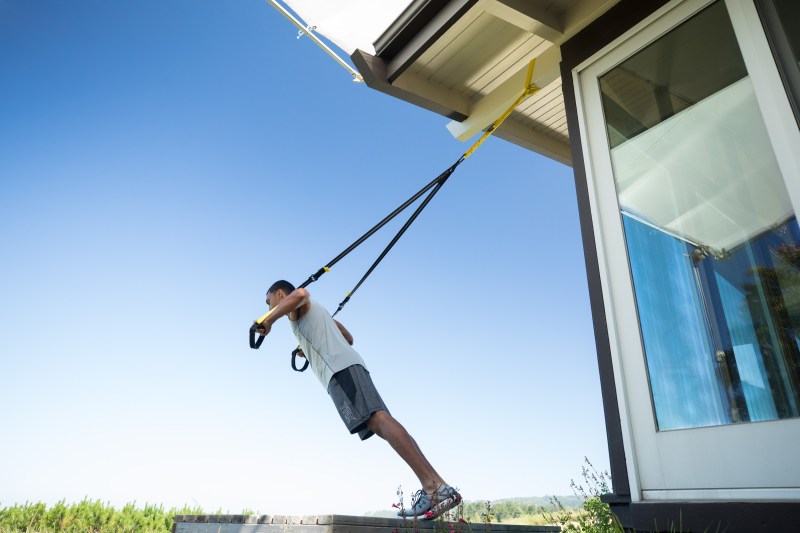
[{"xmin": 173, "ymin": 514, "xmax": 561, "ymax": 532}]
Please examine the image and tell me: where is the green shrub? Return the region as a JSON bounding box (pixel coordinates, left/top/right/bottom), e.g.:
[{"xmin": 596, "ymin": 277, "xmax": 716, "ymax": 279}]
[
  {"xmin": 0, "ymin": 499, "xmax": 209, "ymax": 533},
  {"xmin": 547, "ymin": 457, "xmax": 623, "ymax": 533}
]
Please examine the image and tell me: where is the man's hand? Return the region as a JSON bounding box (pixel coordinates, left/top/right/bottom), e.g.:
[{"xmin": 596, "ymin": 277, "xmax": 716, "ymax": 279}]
[{"xmin": 254, "ymin": 321, "xmax": 271, "ymax": 336}]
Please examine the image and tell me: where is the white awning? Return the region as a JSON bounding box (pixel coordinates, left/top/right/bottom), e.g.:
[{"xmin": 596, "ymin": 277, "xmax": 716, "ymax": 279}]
[{"xmin": 281, "ymin": 0, "xmax": 413, "ymax": 54}]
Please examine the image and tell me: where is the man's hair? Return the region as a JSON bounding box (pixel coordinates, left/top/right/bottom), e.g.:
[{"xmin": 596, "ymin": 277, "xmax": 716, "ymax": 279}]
[{"xmin": 267, "ymin": 280, "xmax": 296, "ymax": 296}]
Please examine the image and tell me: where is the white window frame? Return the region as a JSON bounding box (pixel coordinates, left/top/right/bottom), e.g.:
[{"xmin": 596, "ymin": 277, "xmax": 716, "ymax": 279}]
[{"xmin": 572, "ymin": 0, "xmax": 800, "ymax": 501}]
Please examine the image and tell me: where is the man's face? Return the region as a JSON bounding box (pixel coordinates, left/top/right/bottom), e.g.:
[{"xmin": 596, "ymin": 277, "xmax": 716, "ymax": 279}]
[{"xmin": 266, "ymin": 290, "xmax": 282, "ymax": 310}]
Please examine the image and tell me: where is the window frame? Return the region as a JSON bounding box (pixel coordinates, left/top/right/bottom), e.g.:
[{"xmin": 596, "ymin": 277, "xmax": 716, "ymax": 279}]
[{"xmin": 572, "ymin": 0, "xmax": 800, "ymax": 500}]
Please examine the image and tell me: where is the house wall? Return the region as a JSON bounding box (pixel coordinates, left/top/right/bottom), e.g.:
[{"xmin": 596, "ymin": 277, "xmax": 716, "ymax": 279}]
[{"xmin": 559, "ymin": 0, "xmax": 671, "ymax": 528}]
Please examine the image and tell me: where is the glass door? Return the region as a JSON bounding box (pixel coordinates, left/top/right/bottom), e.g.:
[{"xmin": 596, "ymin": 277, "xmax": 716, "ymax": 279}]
[{"xmin": 576, "ymin": 0, "xmax": 800, "ymax": 500}]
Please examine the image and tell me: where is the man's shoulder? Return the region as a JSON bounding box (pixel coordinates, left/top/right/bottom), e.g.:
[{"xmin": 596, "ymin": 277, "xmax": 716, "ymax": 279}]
[{"xmin": 297, "ymin": 297, "xmax": 320, "ymax": 320}]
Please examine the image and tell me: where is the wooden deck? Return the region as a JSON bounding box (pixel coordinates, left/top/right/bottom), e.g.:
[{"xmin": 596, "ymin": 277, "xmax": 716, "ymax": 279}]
[{"xmin": 173, "ymin": 514, "xmax": 561, "ymax": 532}]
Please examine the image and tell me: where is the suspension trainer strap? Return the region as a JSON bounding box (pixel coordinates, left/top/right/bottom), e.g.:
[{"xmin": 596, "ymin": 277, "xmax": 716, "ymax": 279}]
[
  {"xmin": 249, "ymin": 306, "xmax": 278, "ymax": 349},
  {"xmin": 249, "ymin": 161, "xmax": 459, "ymax": 350},
  {"xmin": 330, "ymin": 59, "xmax": 539, "ymax": 317},
  {"xmin": 249, "ymin": 328, "xmax": 265, "ymax": 349},
  {"xmin": 462, "ymin": 59, "xmax": 539, "ymax": 161},
  {"xmin": 291, "ymin": 346, "xmax": 309, "ymax": 372},
  {"xmin": 297, "ymin": 162, "xmax": 459, "ymax": 289},
  {"xmin": 332, "ymin": 161, "xmax": 458, "ymax": 317},
  {"xmin": 250, "ymin": 58, "xmax": 540, "ymax": 353}
]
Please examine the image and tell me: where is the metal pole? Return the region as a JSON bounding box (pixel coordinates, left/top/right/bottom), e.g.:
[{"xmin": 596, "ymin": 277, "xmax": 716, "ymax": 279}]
[{"xmin": 266, "ymin": 0, "xmax": 364, "ymax": 83}]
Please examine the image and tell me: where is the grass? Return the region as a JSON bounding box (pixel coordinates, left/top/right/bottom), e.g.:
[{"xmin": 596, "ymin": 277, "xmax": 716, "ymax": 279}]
[
  {"xmin": 2, "ymin": 497, "xmax": 572, "ymax": 533},
  {"xmin": 0, "ymin": 499, "xmax": 237, "ymax": 533},
  {"xmin": 0, "ymin": 458, "xmax": 622, "ymax": 532},
  {"xmin": 502, "ymin": 512, "xmax": 567, "ymax": 526}
]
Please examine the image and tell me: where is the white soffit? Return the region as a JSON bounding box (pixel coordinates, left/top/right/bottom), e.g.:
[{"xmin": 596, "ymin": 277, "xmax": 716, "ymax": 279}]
[
  {"xmin": 280, "ymin": 0, "xmax": 413, "ymax": 55},
  {"xmin": 396, "ymin": 0, "xmax": 619, "ymax": 163}
]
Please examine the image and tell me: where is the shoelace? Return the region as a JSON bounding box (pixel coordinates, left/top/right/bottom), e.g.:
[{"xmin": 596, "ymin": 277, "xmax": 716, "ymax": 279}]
[{"xmin": 409, "ymin": 489, "xmax": 426, "ymax": 509}]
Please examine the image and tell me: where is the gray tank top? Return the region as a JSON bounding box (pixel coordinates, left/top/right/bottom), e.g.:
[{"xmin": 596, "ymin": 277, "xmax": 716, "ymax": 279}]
[{"xmin": 290, "ymin": 298, "xmax": 366, "ymax": 387}]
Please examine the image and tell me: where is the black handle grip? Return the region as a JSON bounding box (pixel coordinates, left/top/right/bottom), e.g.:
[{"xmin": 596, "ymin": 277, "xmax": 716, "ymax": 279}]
[
  {"xmin": 249, "ymin": 324, "xmax": 265, "ymax": 349},
  {"xmin": 291, "ymin": 347, "xmax": 309, "ymax": 372}
]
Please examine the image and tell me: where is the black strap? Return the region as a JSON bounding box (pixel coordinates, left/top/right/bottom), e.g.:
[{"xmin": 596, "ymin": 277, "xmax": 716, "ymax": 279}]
[
  {"xmin": 297, "ymin": 159, "xmax": 462, "ymax": 290},
  {"xmin": 332, "ymin": 162, "xmax": 457, "ymax": 317},
  {"xmin": 249, "ymin": 324, "xmax": 265, "ymax": 349},
  {"xmin": 249, "ymin": 158, "xmax": 465, "ymax": 372},
  {"xmin": 291, "ymin": 347, "xmax": 309, "ymax": 372}
]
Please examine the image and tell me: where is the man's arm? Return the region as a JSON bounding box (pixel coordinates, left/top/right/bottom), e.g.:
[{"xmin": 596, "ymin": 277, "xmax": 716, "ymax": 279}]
[
  {"xmin": 334, "ymin": 319, "xmax": 353, "ymax": 345},
  {"xmin": 256, "ymin": 288, "xmax": 310, "ymax": 336}
]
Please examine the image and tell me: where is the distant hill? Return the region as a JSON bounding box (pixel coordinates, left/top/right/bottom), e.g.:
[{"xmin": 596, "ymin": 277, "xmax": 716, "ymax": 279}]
[{"xmin": 480, "ymin": 495, "xmax": 583, "ymax": 508}]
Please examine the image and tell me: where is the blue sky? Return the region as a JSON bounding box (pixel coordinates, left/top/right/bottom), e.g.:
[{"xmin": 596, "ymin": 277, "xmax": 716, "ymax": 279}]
[{"xmin": 0, "ymin": 0, "xmax": 608, "ymax": 516}]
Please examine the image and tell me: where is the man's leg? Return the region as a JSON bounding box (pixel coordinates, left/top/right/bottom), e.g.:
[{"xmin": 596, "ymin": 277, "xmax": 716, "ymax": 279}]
[
  {"xmin": 366, "ymin": 410, "xmax": 444, "ymax": 494},
  {"xmin": 367, "ymin": 410, "xmax": 461, "ymax": 519}
]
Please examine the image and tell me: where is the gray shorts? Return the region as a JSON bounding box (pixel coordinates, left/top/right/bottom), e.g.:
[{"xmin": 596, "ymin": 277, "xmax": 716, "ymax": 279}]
[{"xmin": 327, "ymin": 365, "xmax": 388, "ymax": 440}]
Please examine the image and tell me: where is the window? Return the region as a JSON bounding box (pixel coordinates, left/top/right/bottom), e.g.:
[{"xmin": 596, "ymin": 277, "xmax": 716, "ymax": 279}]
[{"xmin": 599, "ymin": 0, "xmax": 800, "ymax": 430}]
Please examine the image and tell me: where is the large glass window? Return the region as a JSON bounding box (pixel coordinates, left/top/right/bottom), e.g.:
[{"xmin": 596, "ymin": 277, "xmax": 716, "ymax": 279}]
[{"xmin": 599, "ymin": 0, "xmax": 800, "ymax": 430}]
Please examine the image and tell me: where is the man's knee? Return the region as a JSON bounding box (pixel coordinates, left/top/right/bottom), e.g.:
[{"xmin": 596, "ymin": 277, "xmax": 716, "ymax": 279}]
[{"xmin": 367, "ymin": 410, "xmax": 391, "ymax": 436}]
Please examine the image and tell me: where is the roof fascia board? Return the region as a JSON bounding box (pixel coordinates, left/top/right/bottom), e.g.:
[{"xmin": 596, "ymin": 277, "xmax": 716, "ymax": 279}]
[
  {"xmin": 374, "ymin": 0, "xmax": 444, "ymax": 58},
  {"xmin": 445, "ymin": 44, "xmax": 562, "ymax": 141},
  {"xmin": 382, "ymin": 0, "xmax": 479, "ymax": 83},
  {"xmin": 351, "ymin": 49, "xmax": 470, "ymax": 121}
]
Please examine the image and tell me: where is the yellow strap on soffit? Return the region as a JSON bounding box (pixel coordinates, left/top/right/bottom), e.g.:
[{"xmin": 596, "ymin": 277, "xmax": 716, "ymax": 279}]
[{"xmin": 461, "ymin": 59, "xmax": 539, "ymax": 161}]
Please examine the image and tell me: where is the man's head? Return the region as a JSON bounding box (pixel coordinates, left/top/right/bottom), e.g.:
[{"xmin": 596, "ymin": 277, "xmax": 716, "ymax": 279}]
[{"xmin": 266, "ymin": 280, "xmax": 296, "ymax": 309}]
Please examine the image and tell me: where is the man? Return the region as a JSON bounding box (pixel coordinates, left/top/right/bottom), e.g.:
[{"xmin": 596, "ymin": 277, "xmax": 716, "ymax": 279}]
[{"xmin": 254, "ymin": 280, "xmax": 461, "ymax": 519}]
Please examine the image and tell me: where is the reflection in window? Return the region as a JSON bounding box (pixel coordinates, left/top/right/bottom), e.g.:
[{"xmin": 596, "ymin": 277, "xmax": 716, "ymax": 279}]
[
  {"xmin": 600, "ymin": 0, "xmax": 800, "ymax": 430},
  {"xmin": 600, "ymin": 1, "xmax": 746, "ymax": 149},
  {"xmin": 773, "ymin": 0, "xmax": 800, "ymax": 66},
  {"xmin": 759, "ymin": 0, "xmax": 800, "ymax": 126}
]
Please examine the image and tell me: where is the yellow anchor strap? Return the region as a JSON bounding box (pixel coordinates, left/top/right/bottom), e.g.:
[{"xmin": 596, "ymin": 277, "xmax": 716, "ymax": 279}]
[
  {"xmin": 252, "ymin": 61, "xmax": 539, "ymax": 331},
  {"xmin": 462, "ymin": 58, "xmax": 540, "ymax": 161}
]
